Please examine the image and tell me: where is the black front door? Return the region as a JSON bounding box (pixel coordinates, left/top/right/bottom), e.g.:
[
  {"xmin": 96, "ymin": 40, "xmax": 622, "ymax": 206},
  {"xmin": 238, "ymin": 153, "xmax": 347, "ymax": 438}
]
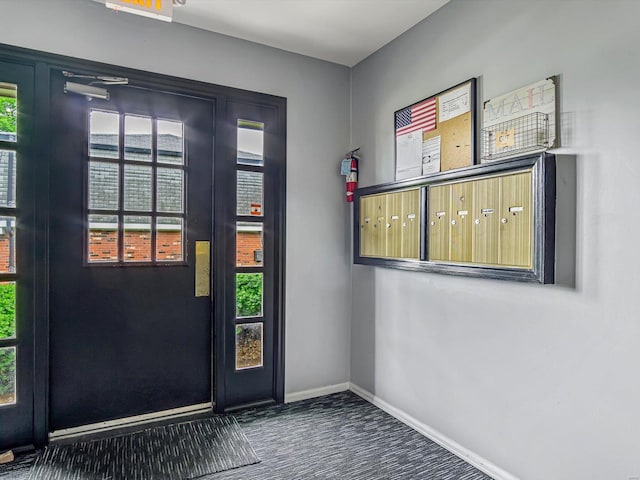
[{"xmin": 48, "ymin": 71, "xmax": 215, "ymax": 430}]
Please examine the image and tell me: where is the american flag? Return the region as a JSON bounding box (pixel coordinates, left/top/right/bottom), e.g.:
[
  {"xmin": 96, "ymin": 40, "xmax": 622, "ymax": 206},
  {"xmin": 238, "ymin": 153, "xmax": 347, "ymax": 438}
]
[{"xmin": 395, "ymin": 97, "xmax": 437, "ymax": 137}]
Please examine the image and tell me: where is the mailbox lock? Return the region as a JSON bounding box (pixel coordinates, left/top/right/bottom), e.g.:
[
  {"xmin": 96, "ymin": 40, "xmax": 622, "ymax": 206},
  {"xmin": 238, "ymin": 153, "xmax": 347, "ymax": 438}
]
[
  {"xmin": 403, "ymin": 222, "xmax": 407, "ymax": 227},
  {"xmin": 386, "ymin": 223, "xmax": 391, "ymax": 229},
  {"xmin": 501, "ymin": 218, "xmax": 508, "ymax": 224},
  {"xmin": 451, "ymin": 220, "xmax": 457, "ymax": 225},
  {"xmin": 474, "ymin": 219, "xmax": 480, "ymax": 225},
  {"xmin": 430, "ymin": 221, "xmax": 435, "ymax": 226}
]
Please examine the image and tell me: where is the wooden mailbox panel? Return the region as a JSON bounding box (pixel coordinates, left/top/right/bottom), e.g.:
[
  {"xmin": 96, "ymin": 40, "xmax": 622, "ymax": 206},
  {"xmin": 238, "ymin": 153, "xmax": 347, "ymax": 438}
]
[{"xmin": 354, "ymin": 153, "xmax": 555, "ymax": 284}]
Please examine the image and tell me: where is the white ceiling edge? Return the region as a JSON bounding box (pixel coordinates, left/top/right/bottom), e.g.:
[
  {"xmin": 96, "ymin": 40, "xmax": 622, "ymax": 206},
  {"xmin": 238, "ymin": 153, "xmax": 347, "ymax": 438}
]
[{"xmin": 91, "ymin": 0, "xmax": 450, "ymax": 66}]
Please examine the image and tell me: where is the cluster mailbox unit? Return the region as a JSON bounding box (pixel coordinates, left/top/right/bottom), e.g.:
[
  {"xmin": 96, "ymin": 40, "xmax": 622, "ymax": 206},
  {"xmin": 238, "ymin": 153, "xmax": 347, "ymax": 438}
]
[{"xmin": 353, "ymin": 153, "xmax": 556, "ymax": 283}]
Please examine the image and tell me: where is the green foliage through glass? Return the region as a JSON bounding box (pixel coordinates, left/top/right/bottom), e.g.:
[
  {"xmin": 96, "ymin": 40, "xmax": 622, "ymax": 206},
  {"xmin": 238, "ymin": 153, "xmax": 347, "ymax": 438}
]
[
  {"xmin": 0, "ymin": 282, "xmax": 15, "ymax": 339},
  {"xmin": 0, "ymin": 97, "xmax": 17, "ymax": 135},
  {"xmin": 0, "ymin": 347, "xmax": 15, "ymax": 400},
  {"xmin": 236, "ymin": 273, "xmax": 263, "ymax": 317}
]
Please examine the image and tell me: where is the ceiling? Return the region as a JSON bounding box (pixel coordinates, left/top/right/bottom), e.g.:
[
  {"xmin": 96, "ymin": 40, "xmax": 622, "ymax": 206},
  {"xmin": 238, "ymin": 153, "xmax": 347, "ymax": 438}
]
[{"xmin": 100, "ymin": 0, "xmax": 450, "ymax": 66}]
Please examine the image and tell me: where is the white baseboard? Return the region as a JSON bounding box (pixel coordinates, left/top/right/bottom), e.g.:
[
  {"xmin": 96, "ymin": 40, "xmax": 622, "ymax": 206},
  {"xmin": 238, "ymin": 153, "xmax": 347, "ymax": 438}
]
[
  {"xmin": 285, "ymin": 382, "xmax": 350, "ymax": 403},
  {"xmin": 349, "ymin": 383, "xmax": 518, "ymax": 480}
]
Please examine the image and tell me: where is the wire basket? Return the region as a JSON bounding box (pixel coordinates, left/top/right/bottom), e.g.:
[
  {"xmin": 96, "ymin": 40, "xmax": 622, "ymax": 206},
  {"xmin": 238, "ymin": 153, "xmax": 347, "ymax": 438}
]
[{"xmin": 481, "ymin": 112, "xmax": 549, "ymax": 162}]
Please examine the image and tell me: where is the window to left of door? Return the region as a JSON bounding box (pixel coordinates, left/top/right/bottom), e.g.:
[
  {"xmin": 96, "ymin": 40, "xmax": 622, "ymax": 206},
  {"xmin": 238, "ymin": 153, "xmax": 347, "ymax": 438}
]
[{"xmin": 0, "ymin": 81, "xmax": 18, "ymax": 408}]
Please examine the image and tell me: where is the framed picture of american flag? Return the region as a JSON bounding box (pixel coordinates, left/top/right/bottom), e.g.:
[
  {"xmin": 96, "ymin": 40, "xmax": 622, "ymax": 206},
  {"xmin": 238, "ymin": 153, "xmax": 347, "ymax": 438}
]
[{"xmin": 394, "ymin": 78, "xmax": 477, "ymax": 180}]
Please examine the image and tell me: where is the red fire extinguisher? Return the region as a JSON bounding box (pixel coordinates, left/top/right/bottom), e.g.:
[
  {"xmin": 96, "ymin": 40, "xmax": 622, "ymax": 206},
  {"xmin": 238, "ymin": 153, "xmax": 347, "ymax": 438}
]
[{"xmin": 344, "ymin": 148, "xmax": 360, "ymax": 203}]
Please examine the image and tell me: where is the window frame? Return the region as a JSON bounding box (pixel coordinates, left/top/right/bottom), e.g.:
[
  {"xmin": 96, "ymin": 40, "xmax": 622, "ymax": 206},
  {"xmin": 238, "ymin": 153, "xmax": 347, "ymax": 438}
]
[{"xmin": 84, "ymin": 109, "xmax": 188, "ymax": 267}]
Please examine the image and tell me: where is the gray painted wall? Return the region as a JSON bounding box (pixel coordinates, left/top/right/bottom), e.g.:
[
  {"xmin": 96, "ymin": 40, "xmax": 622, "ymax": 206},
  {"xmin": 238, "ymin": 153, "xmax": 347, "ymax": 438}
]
[
  {"xmin": 351, "ymin": 0, "xmax": 640, "ymax": 478},
  {"xmin": 1, "ymin": 0, "xmax": 352, "ymax": 396}
]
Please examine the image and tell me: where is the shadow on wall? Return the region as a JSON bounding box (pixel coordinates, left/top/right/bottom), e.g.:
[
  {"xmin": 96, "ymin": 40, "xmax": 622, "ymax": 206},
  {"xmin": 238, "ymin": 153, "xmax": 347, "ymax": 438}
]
[
  {"xmin": 554, "ymin": 154, "xmax": 577, "ymax": 289},
  {"xmin": 350, "ymin": 265, "xmax": 376, "ymax": 394}
]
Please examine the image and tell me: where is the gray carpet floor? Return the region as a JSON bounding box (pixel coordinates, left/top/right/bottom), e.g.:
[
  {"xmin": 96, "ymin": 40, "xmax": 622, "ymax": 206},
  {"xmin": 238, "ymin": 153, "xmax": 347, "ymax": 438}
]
[{"xmin": 0, "ymin": 391, "xmax": 492, "ymax": 479}]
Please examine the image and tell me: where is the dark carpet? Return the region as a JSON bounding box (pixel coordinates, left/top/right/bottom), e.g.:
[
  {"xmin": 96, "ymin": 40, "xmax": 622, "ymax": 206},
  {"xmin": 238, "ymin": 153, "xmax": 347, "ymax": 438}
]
[
  {"xmin": 27, "ymin": 416, "xmax": 259, "ymax": 480},
  {"xmin": 1, "ymin": 391, "xmax": 492, "ymax": 480}
]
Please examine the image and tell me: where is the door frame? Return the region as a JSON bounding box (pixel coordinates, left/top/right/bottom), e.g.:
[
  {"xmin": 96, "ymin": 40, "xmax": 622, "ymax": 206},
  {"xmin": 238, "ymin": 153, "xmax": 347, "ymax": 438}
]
[{"xmin": 0, "ymin": 42, "xmax": 286, "ymax": 447}]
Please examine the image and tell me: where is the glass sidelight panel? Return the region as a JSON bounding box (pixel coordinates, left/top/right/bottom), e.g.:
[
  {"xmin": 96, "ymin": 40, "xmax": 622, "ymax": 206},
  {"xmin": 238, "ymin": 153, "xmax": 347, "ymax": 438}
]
[
  {"xmin": 89, "ymin": 161, "xmax": 119, "ymax": 210},
  {"xmin": 157, "ymin": 168, "xmax": 183, "ymax": 213},
  {"xmin": 237, "ymin": 120, "xmax": 264, "ymax": 166},
  {"xmin": 236, "ymin": 272, "xmax": 263, "ymax": 318},
  {"xmin": 236, "ymin": 222, "xmax": 263, "ymax": 267},
  {"xmin": 0, "ymin": 150, "xmax": 16, "ymax": 208},
  {"xmin": 156, "ymin": 217, "xmax": 183, "ymax": 261},
  {"xmin": 124, "ymin": 115, "xmax": 152, "ymax": 162},
  {"xmin": 0, "ymin": 216, "xmax": 16, "ymax": 274},
  {"xmin": 235, "ymin": 323, "xmax": 263, "ymax": 370},
  {"xmin": 0, "ymin": 282, "xmax": 15, "ymax": 340},
  {"xmin": 0, "ymin": 83, "xmax": 17, "ymax": 142},
  {"xmin": 124, "ymin": 216, "xmax": 151, "ymax": 262},
  {"xmin": 124, "ymin": 165, "xmax": 153, "ymax": 212},
  {"xmin": 237, "ymin": 171, "xmax": 263, "ymax": 217},
  {"xmin": 0, "ymin": 347, "xmax": 16, "ymax": 406},
  {"xmin": 89, "ymin": 110, "xmax": 119, "ymax": 159},
  {"xmin": 157, "ymin": 120, "xmax": 183, "ymax": 165},
  {"xmin": 88, "ymin": 214, "xmax": 118, "ymax": 263}
]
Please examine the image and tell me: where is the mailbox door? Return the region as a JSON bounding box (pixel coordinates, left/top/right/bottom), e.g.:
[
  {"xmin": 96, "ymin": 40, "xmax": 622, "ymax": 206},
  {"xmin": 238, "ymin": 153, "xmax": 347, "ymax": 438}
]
[
  {"xmin": 400, "ymin": 189, "xmax": 420, "ymax": 259},
  {"xmin": 427, "ymin": 184, "xmax": 450, "ymax": 261},
  {"xmin": 499, "ymin": 170, "xmax": 533, "ymax": 268},
  {"xmin": 472, "ymin": 176, "xmax": 500, "ymax": 265},
  {"xmin": 450, "ymin": 180, "xmax": 473, "ymax": 263},
  {"xmin": 359, "ymin": 195, "xmax": 375, "ymax": 257},
  {"xmin": 373, "ymin": 194, "xmax": 387, "ymax": 258},
  {"xmin": 386, "ymin": 191, "xmax": 402, "ymax": 258}
]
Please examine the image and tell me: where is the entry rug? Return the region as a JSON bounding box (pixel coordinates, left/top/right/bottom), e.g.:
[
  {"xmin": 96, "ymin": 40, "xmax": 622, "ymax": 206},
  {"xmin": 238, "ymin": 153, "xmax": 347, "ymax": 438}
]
[{"xmin": 28, "ymin": 416, "xmax": 260, "ymax": 480}]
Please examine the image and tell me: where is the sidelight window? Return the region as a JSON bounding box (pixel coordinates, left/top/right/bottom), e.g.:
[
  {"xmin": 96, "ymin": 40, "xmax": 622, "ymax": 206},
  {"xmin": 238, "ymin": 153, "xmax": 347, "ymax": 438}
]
[
  {"xmin": 235, "ymin": 120, "xmax": 265, "ymax": 370},
  {"xmin": 0, "ymin": 82, "xmax": 18, "ymax": 406}
]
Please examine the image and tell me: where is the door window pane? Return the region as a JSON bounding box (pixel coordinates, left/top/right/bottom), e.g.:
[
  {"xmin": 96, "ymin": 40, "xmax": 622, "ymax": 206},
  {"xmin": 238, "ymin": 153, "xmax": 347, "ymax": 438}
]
[
  {"xmin": 157, "ymin": 120, "xmax": 183, "ymax": 165},
  {"xmin": 157, "ymin": 168, "xmax": 183, "ymax": 213},
  {"xmin": 0, "ymin": 347, "xmax": 16, "ymax": 406},
  {"xmin": 90, "ymin": 110, "xmax": 119, "ymax": 159},
  {"xmin": 237, "ymin": 120, "xmax": 264, "ymax": 166},
  {"xmin": 237, "ymin": 171, "xmax": 263, "ymax": 217},
  {"xmin": 0, "ymin": 83, "xmax": 17, "ymax": 142},
  {"xmin": 236, "ymin": 222, "xmax": 263, "ymax": 267},
  {"xmin": 124, "ymin": 216, "xmax": 151, "ymax": 262},
  {"xmin": 89, "ymin": 161, "xmax": 119, "ymax": 210},
  {"xmin": 86, "ymin": 110, "xmax": 187, "ymax": 265},
  {"xmin": 236, "ymin": 323, "xmax": 263, "ymax": 370},
  {"xmin": 88, "ymin": 214, "xmax": 118, "ymax": 263},
  {"xmin": 0, "ymin": 282, "xmax": 15, "ymax": 340},
  {"xmin": 124, "ymin": 115, "xmax": 152, "ymax": 162},
  {"xmin": 236, "ymin": 273, "xmax": 263, "ymax": 318},
  {"xmin": 0, "ymin": 216, "xmax": 16, "ymax": 274},
  {"xmin": 124, "ymin": 164, "xmax": 153, "ymax": 212},
  {"xmin": 0, "ymin": 150, "xmax": 16, "ymax": 208},
  {"xmin": 157, "ymin": 217, "xmax": 183, "ymax": 261}
]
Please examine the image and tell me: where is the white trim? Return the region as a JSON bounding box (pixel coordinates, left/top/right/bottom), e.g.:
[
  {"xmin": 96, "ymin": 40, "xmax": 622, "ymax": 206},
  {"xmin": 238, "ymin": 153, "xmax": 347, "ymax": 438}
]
[
  {"xmin": 285, "ymin": 382, "xmax": 350, "ymax": 403},
  {"xmin": 49, "ymin": 402, "xmax": 213, "ymax": 441},
  {"xmin": 349, "ymin": 383, "xmax": 519, "ymax": 480}
]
